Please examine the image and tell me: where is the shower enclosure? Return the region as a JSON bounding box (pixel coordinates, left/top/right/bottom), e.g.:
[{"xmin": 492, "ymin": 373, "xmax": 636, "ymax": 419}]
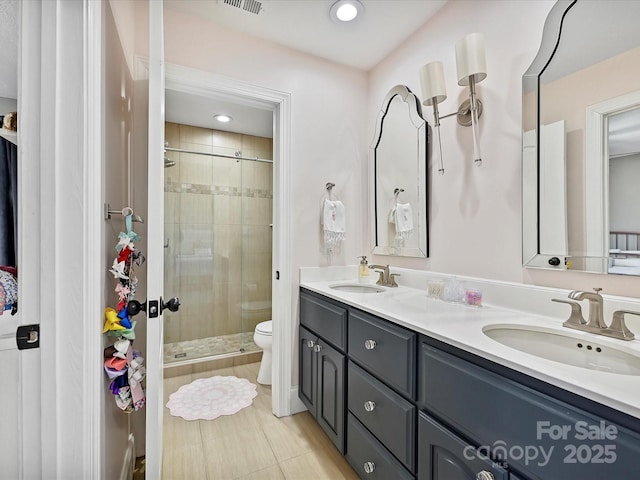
[{"xmin": 162, "ymin": 121, "xmax": 273, "ymax": 365}]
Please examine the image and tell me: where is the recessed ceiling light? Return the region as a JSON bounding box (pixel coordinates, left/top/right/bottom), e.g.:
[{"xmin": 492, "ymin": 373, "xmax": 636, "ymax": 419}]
[
  {"xmin": 330, "ymin": 0, "xmax": 363, "ymax": 23},
  {"xmin": 214, "ymin": 114, "xmax": 232, "ymax": 123}
]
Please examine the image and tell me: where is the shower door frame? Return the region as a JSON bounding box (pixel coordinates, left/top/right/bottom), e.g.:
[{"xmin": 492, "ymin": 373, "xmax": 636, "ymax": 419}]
[{"xmin": 161, "ymin": 61, "xmax": 295, "ymax": 417}]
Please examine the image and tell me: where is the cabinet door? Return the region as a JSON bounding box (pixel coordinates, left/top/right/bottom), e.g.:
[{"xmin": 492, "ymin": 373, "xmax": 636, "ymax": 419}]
[
  {"xmin": 299, "ymin": 326, "xmax": 317, "ymax": 417},
  {"xmin": 317, "ymin": 338, "xmax": 346, "ymax": 454},
  {"xmin": 418, "ymin": 412, "xmax": 509, "ymax": 480}
]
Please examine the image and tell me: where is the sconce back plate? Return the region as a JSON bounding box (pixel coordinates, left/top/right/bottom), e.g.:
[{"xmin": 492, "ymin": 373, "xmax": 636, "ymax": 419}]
[{"xmin": 456, "ymin": 98, "xmax": 483, "ymax": 126}]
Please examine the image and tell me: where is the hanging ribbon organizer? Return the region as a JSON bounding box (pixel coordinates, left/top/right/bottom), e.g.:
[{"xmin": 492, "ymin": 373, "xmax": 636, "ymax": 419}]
[{"xmin": 102, "ymin": 207, "xmax": 147, "ymax": 413}]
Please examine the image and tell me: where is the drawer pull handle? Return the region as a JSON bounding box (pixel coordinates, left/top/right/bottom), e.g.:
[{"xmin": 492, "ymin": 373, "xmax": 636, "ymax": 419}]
[
  {"xmin": 476, "ymin": 471, "xmax": 495, "ymax": 480},
  {"xmin": 313, "ymin": 344, "xmax": 323, "ymax": 353},
  {"xmin": 364, "ymin": 339, "xmax": 377, "ymax": 350},
  {"xmin": 363, "ymin": 461, "xmax": 376, "ymax": 474},
  {"xmin": 363, "ymin": 401, "xmax": 376, "ymax": 412},
  {"xmin": 306, "ymin": 340, "xmax": 315, "ymax": 349}
]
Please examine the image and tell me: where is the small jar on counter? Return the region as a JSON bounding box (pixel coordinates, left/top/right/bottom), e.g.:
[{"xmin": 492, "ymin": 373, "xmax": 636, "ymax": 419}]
[
  {"xmin": 464, "ymin": 288, "xmax": 483, "ymax": 307},
  {"xmin": 427, "ymin": 279, "xmax": 444, "ymax": 299}
]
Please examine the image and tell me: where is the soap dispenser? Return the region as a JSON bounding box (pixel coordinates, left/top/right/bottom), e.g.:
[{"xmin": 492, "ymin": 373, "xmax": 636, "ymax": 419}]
[{"xmin": 358, "ymin": 256, "xmax": 370, "ymax": 283}]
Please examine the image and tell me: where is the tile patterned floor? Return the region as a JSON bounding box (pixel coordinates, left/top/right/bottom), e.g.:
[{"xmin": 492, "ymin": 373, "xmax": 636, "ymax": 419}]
[
  {"xmin": 164, "ymin": 332, "xmax": 260, "ymax": 364},
  {"xmin": 162, "ymin": 362, "xmax": 358, "ymax": 480}
]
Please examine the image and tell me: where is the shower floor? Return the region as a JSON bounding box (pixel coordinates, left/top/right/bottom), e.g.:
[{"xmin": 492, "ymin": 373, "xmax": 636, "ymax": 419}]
[{"xmin": 164, "ymin": 331, "xmax": 261, "ymax": 365}]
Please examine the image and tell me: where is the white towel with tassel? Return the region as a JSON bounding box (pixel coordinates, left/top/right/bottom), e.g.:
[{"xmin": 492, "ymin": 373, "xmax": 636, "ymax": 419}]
[
  {"xmin": 322, "ymin": 199, "xmax": 346, "ymax": 249},
  {"xmin": 390, "ymin": 203, "xmax": 413, "ymax": 240}
]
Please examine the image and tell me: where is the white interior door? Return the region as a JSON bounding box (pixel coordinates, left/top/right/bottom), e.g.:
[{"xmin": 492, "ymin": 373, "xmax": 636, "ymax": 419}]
[
  {"xmin": 0, "ymin": 1, "xmax": 43, "ymax": 477},
  {"xmin": 145, "ymin": 1, "xmax": 166, "ymax": 478},
  {"xmin": 0, "ymin": 312, "xmax": 21, "ymax": 479}
]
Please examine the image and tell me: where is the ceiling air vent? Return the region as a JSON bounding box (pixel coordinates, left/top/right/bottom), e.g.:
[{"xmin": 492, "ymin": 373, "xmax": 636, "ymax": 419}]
[
  {"xmin": 223, "ymin": 0, "xmax": 242, "ymax": 8},
  {"xmin": 223, "ymin": 0, "xmax": 262, "ymax": 15}
]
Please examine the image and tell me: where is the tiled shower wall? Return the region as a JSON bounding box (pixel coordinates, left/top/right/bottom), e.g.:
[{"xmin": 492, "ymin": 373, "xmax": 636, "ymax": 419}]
[{"xmin": 163, "ymin": 122, "xmax": 273, "ymax": 346}]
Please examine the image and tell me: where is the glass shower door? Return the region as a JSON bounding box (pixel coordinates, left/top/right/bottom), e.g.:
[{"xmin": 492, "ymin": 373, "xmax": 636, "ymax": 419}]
[{"xmin": 162, "ymin": 122, "xmax": 273, "ymax": 365}]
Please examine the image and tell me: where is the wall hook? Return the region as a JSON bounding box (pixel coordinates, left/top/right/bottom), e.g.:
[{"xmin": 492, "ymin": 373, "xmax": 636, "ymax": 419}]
[{"xmin": 104, "ymin": 203, "xmax": 144, "ymax": 223}]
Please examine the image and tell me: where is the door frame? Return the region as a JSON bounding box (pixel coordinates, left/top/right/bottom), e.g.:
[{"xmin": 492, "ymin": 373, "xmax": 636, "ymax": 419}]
[{"xmin": 135, "ymin": 58, "xmax": 294, "ymax": 417}]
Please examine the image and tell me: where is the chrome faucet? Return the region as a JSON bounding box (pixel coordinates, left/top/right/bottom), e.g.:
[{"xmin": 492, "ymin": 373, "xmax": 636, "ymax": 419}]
[
  {"xmin": 553, "ymin": 287, "xmax": 639, "ymax": 340},
  {"xmin": 368, "ymin": 264, "xmax": 399, "ymax": 287},
  {"xmin": 568, "ymin": 288, "xmax": 607, "ymax": 329}
]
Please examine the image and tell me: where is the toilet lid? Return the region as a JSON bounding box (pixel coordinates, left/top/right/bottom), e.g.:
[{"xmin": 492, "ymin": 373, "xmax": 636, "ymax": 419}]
[{"xmin": 255, "ymin": 320, "xmax": 272, "ymax": 335}]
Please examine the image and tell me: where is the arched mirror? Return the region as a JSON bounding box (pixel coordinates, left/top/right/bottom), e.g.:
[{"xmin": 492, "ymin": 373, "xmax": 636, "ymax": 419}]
[
  {"xmin": 370, "ymin": 85, "xmax": 428, "ymax": 257},
  {"xmin": 522, "ymin": 0, "xmax": 640, "ymax": 275}
]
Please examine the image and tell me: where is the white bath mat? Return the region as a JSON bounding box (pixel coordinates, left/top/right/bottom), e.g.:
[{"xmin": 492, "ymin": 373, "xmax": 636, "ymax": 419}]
[{"xmin": 166, "ymin": 375, "xmax": 257, "ymax": 421}]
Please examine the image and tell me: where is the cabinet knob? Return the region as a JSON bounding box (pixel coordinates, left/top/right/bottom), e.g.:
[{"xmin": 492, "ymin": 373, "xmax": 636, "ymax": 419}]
[
  {"xmin": 476, "ymin": 471, "xmax": 495, "ymax": 480},
  {"xmin": 306, "ymin": 340, "xmax": 315, "ymax": 349},
  {"xmin": 313, "ymin": 344, "xmax": 323, "ymax": 353},
  {"xmin": 364, "ymin": 339, "xmax": 377, "ymax": 350},
  {"xmin": 363, "ymin": 401, "xmax": 376, "ymax": 412},
  {"xmin": 363, "ymin": 461, "xmax": 376, "ymax": 474}
]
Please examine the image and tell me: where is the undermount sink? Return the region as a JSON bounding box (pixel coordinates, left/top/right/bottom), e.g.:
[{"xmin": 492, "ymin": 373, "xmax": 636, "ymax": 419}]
[
  {"xmin": 483, "ymin": 324, "xmax": 640, "ymax": 376},
  {"xmin": 329, "ymin": 283, "xmax": 386, "ymax": 294}
]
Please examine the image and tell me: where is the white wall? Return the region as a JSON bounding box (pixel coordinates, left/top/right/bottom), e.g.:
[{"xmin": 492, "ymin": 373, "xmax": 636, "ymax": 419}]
[
  {"xmin": 0, "ymin": 96, "xmax": 17, "ymax": 115},
  {"xmin": 368, "ymin": 0, "xmax": 640, "ymax": 298},
  {"xmin": 161, "ymin": 10, "xmax": 369, "ymax": 282}
]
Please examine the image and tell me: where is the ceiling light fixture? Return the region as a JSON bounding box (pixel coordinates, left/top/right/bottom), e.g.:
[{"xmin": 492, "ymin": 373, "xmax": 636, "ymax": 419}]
[
  {"xmin": 330, "ymin": 0, "xmax": 363, "ymax": 23},
  {"xmin": 213, "ymin": 114, "xmax": 233, "ymax": 123}
]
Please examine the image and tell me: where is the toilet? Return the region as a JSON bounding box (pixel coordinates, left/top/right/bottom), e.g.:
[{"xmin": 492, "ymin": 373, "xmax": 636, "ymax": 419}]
[{"xmin": 253, "ymin": 320, "xmax": 273, "ymax": 385}]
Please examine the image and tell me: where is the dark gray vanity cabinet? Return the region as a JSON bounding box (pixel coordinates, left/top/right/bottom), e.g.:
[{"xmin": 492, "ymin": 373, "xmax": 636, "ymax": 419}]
[
  {"xmin": 299, "ymin": 290, "xmax": 348, "ymax": 453},
  {"xmin": 299, "ymin": 288, "xmax": 640, "ymax": 480},
  {"xmin": 418, "ymin": 337, "xmax": 640, "ymax": 480}
]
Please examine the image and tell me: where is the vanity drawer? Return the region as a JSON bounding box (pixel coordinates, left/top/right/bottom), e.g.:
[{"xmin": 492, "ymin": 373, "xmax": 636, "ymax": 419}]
[
  {"xmin": 419, "ymin": 340, "xmax": 640, "ymax": 480},
  {"xmin": 300, "ymin": 289, "xmax": 347, "ymax": 351},
  {"xmin": 348, "ymin": 361, "xmax": 415, "ymax": 473},
  {"xmin": 348, "ymin": 309, "xmax": 416, "ymax": 399},
  {"xmin": 346, "ymin": 413, "xmax": 413, "ymax": 480},
  {"xmin": 418, "ymin": 411, "xmax": 509, "ymax": 480}
]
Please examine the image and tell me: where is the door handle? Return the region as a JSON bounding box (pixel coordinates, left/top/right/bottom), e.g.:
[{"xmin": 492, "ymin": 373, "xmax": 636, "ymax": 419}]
[
  {"xmin": 127, "ymin": 296, "xmax": 180, "ymax": 317},
  {"xmin": 161, "ymin": 296, "xmax": 181, "ymax": 313}
]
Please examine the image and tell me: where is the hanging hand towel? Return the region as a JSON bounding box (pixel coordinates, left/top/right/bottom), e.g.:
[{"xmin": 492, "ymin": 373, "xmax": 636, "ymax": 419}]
[
  {"xmin": 391, "ymin": 203, "xmax": 413, "ymax": 241},
  {"xmin": 322, "ymin": 199, "xmax": 346, "ymax": 250}
]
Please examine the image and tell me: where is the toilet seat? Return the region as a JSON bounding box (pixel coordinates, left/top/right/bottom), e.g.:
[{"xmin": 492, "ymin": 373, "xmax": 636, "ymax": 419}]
[{"xmin": 255, "ymin": 320, "xmax": 272, "ymax": 335}]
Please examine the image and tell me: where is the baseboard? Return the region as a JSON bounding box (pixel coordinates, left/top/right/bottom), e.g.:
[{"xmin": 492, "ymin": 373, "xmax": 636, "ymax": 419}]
[
  {"xmin": 289, "ymin": 386, "xmax": 307, "ymax": 415},
  {"xmin": 119, "ymin": 434, "xmax": 136, "ymax": 480}
]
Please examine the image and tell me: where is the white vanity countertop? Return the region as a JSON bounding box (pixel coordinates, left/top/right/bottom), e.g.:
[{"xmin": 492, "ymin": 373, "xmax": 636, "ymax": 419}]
[{"xmin": 299, "ymin": 267, "xmax": 640, "ymax": 420}]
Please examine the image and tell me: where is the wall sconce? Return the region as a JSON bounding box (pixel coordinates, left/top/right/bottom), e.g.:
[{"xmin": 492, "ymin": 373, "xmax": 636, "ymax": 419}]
[{"xmin": 419, "ymin": 33, "xmax": 487, "ymax": 174}]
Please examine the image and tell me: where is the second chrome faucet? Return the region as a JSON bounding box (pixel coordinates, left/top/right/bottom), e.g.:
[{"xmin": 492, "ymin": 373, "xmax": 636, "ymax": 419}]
[
  {"xmin": 553, "ymin": 287, "xmax": 639, "ymax": 340},
  {"xmin": 368, "ymin": 264, "xmax": 400, "ymax": 287}
]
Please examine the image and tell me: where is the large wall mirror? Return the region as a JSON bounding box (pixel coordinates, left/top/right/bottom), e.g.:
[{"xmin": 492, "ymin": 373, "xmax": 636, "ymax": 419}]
[
  {"xmin": 370, "ymin": 85, "xmax": 428, "ymax": 257},
  {"xmin": 522, "ymin": 0, "xmax": 640, "ymax": 275}
]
